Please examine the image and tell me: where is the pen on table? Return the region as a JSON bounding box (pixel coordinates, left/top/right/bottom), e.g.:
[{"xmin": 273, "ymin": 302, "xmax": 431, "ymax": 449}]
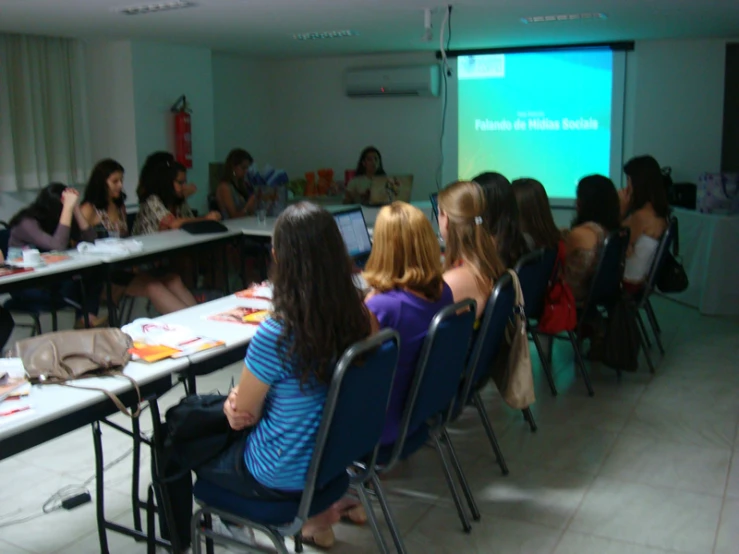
[{"xmin": 0, "ymin": 405, "xmax": 31, "ymax": 417}]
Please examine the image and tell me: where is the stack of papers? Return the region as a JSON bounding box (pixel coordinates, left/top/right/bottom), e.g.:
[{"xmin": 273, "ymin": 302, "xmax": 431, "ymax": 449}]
[
  {"xmin": 235, "ymin": 282, "xmax": 273, "ymax": 300},
  {"xmin": 0, "ymin": 358, "xmax": 31, "ymax": 403},
  {"xmin": 122, "ymin": 319, "xmax": 225, "ymax": 363},
  {"xmin": 78, "ymin": 238, "xmax": 144, "ymax": 256}
]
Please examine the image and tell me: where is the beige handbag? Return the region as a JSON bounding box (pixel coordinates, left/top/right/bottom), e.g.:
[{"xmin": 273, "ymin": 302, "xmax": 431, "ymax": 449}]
[
  {"xmin": 15, "ymin": 328, "xmax": 142, "ymax": 417},
  {"xmin": 492, "ymin": 270, "xmax": 536, "ymax": 409}
]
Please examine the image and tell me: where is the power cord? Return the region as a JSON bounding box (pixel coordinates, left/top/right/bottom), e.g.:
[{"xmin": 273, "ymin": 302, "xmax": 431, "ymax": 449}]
[{"xmin": 436, "ymin": 5, "xmax": 453, "ymax": 190}]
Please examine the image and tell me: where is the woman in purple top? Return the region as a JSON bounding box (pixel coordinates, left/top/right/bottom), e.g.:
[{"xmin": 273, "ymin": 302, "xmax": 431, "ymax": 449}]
[
  {"xmin": 363, "ymin": 202, "xmax": 454, "ymax": 445},
  {"xmin": 8, "ymin": 183, "xmax": 106, "ymax": 327}
]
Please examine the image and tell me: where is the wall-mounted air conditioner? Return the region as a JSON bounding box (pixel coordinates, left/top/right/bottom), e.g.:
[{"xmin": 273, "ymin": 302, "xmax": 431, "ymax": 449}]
[{"xmin": 345, "ymin": 65, "xmax": 440, "ymax": 98}]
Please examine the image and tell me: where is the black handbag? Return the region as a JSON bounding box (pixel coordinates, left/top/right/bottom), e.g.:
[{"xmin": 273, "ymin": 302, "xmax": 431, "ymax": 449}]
[{"xmin": 657, "ymin": 217, "xmax": 689, "ymax": 293}]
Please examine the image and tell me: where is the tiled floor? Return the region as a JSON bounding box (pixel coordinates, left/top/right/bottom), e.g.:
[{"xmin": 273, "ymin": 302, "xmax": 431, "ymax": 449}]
[{"xmin": 1, "ymin": 297, "xmax": 737, "ymax": 554}]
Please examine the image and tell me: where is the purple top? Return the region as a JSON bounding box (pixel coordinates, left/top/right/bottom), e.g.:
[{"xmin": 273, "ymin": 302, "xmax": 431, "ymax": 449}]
[
  {"xmin": 366, "ymin": 283, "xmax": 454, "ymax": 445},
  {"xmin": 9, "ymin": 218, "xmax": 95, "ymax": 251}
]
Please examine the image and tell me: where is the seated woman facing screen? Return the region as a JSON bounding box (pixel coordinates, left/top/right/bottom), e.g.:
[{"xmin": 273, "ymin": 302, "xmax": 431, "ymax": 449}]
[
  {"xmin": 473, "ymin": 171, "xmax": 530, "ymax": 268},
  {"xmin": 564, "ymin": 175, "xmax": 621, "ymax": 304},
  {"xmin": 8, "ymin": 184, "xmax": 106, "ymax": 328},
  {"xmin": 137, "ymin": 151, "xmax": 197, "ymax": 201},
  {"xmin": 620, "ymin": 155, "xmax": 669, "ymax": 293},
  {"xmin": 80, "ymin": 159, "xmax": 197, "ymax": 314},
  {"xmin": 216, "ymin": 148, "xmax": 257, "ymax": 219},
  {"xmin": 344, "ymin": 146, "xmax": 386, "ymax": 204},
  {"xmin": 363, "ymin": 201, "xmax": 454, "ymax": 446},
  {"xmin": 195, "ymin": 203, "xmax": 375, "ymax": 549},
  {"xmin": 133, "ymin": 160, "xmax": 221, "ymax": 235},
  {"xmin": 512, "ymin": 178, "xmax": 562, "ymax": 251},
  {"xmin": 438, "ymin": 181, "xmax": 505, "ymax": 319}
]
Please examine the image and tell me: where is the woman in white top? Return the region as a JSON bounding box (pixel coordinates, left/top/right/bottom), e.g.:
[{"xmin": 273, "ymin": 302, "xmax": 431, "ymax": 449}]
[{"xmin": 619, "ymin": 155, "xmax": 669, "ymax": 293}]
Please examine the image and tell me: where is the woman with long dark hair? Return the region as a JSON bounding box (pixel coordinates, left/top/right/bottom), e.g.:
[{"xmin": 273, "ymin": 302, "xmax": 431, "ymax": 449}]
[
  {"xmin": 133, "ymin": 160, "xmax": 221, "ymax": 235},
  {"xmin": 473, "ymin": 172, "xmax": 529, "ymax": 267},
  {"xmin": 198, "ymin": 203, "xmax": 375, "ymax": 548},
  {"xmin": 344, "ymin": 146, "xmax": 386, "ymax": 204},
  {"xmin": 511, "ymin": 178, "xmax": 562, "ymax": 250},
  {"xmin": 8, "ymin": 183, "xmax": 105, "ymax": 327},
  {"xmin": 81, "ymin": 159, "xmax": 197, "ymax": 314},
  {"xmin": 620, "ymin": 155, "xmax": 669, "ymax": 290},
  {"xmin": 564, "ymin": 174, "xmax": 621, "ymax": 303},
  {"xmin": 216, "ymin": 148, "xmax": 257, "ymax": 219}
]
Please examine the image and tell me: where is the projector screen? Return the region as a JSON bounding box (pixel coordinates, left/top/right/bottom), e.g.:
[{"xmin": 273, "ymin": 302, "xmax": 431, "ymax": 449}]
[{"xmin": 447, "ymin": 48, "xmax": 626, "ymax": 204}]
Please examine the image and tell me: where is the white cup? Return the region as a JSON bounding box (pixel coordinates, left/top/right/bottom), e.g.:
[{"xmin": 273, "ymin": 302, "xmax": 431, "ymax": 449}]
[{"xmin": 22, "ymin": 249, "xmax": 42, "ymax": 266}]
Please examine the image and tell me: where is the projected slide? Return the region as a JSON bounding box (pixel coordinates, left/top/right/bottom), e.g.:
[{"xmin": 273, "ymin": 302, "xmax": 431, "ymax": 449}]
[{"xmin": 458, "ymin": 50, "xmax": 613, "ymax": 199}]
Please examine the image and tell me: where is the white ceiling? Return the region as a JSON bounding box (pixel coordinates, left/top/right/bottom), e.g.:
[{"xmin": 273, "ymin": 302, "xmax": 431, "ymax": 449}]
[{"xmin": 1, "ymin": 0, "xmax": 738, "ymax": 58}]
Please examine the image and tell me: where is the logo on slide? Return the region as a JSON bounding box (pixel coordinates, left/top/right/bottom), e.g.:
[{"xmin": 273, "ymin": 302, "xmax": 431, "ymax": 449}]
[{"xmin": 458, "ymin": 55, "xmax": 505, "ymax": 80}]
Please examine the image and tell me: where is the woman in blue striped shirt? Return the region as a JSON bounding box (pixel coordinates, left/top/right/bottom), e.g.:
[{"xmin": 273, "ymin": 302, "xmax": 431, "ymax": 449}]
[{"xmin": 196, "ymin": 202, "xmax": 376, "ymax": 548}]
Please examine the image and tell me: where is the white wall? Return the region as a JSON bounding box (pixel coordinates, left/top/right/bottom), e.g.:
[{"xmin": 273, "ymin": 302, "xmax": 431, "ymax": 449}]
[
  {"xmin": 623, "ymin": 38, "xmax": 728, "ymax": 183},
  {"xmin": 212, "ymin": 54, "xmax": 274, "ymax": 167},
  {"xmin": 130, "ymin": 41, "xmax": 215, "ymax": 212},
  {"xmin": 84, "ymin": 40, "xmax": 139, "ymax": 196},
  {"xmin": 265, "ymin": 52, "xmax": 442, "ymax": 200}
]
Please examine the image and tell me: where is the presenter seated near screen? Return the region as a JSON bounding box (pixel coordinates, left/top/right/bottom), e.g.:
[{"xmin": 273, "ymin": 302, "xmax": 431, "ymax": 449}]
[
  {"xmin": 344, "ymin": 146, "xmax": 386, "ymax": 204},
  {"xmin": 473, "ymin": 172, "xmax": 530, "ymax": 268},
  {"xmin": 438, "ymin": 181, "xmax": 504, "ymax": 320},
  {"xmin": 620, "ymin": 155, "xmax": 669, "ymax": 293},
  {"xmin": 8, "ymin": 184, "xmax": 106, "ymax": 328},
  {"xmin": 216, "ymin": 148, "xmax": 258, "ymax": 219},
  {"xmin": 512, "ymin": 178, "xmax": 562, "ymax": 251},
  {"xmin": 80, "ymin": 159, "xmax": 197, "ymax": 315},
  {"xmin": 563, "ymin": 175, "xmax": 621, "ymax": 305},
  {"xmin": 133, "ymin": 160, "xmax": 221, "ymax": 235},
  {"xmin": 194, "ymin": 203, "xmax": 376, "ymax": 549}
]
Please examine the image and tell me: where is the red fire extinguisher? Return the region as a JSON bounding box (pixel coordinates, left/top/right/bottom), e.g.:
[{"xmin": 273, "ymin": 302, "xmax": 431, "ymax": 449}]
[{"xmin": 171, "ymin": 95, "xmax": 192, "ymax": 169}]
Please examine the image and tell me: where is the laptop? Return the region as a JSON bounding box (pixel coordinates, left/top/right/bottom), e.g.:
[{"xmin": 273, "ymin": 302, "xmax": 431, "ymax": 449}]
[
  {"xmin": 333, "ymin": 207, "xmax": 373, "ymax": 269},
  {"xmin": 430, "ymin": 192, "xmax": 439, "ymax": 221},
  {"xmin": 368, "ymin": 175, "xmax": 414, "ymax": 206}
]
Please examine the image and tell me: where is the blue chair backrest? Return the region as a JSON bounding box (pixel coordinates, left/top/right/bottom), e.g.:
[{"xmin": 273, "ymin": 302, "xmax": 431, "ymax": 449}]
[
  {"xmin": 384, "ymin": 300, "xmax": 476, "ymax": 465},
  {"xmin": 583, "ymin": 228, "xmax": 630, "ymax": 310},
  {"xmin": 641, "ymin": 216, "xmax": 676, "ymax": 297},
  {"xmin": 303, "ymin": 329, "xmax": 400, "ymax": 510},
  {"xmin": 457, "ymin": 273, "xmax": 515, "ymax": 412},
  {"xmin": 514, "ymin": 248, "xmax": 556, "ymax": 320}
]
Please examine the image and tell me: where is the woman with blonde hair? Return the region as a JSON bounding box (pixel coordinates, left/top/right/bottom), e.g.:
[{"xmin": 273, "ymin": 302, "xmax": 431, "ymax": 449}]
[
  {"xmin": 438, "ymin": 181, "xmax": 505, "ymax": 318},
  {"xmin": 363, "ymin": 201, "xmax": 453, "ymax": 446}
]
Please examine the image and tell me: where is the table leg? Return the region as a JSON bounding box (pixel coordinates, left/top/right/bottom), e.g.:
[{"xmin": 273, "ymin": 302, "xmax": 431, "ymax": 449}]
[
  {"xmin": 92, "ymin": 421, "xmax": 110, "ymax": 554},
  {"xmin": 106, "ymin": 268, "xmax": 117, "ymax": 328},
  {"xmin": 131, "ymin": 416, "xmax": 142, "ymax": 533},
  {"xmin": 79, "ymin": 278, "xmax": 91, "ymax": 329}
]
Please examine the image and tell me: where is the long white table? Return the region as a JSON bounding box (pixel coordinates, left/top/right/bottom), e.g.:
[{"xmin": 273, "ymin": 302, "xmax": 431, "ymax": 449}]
[
  {"xmin": 0, "ymin": 252, "xmax": 104, "ymax": 294},
  {"xmin": 669, "ymin": 208, "xmax": 739, "ymax": 316}
]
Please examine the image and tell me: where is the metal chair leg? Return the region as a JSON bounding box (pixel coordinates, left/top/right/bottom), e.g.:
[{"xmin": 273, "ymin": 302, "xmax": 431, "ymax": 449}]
[
  {"xmin": 567, "ymin": 331, "xmax": 594, "ymax": 397},
  {"xmin": 442, "ymin": 429, "xmax": 480, "ymax": 521},
  {"xmin": 637, "ymin": 322, "xmax": 656, "ymax": 374},
  {"xmin": 531, "ymin": 330, "xmax": 557, "ymax": 396},
  {"xmin": 359, "ymin": 481, "xmax": 392, "ymax": 554},
  {"xmin": 636, "ymin": 312, "xmax": 652, "ymax": 349},
  {"xmin": 472, "ymin": 392, "xmax": 509, "ymax": 475},
  {"xmin": 644, "ymin": 303, "xmax": 665, "ymax": 354},
  {"xmin": 432, "ymin": 435, "xmax": 472, "ymax": 532},
  {"xmin": 522, "ymin": 407, "xmax": 537, "ymax": 432},
  {"xmin": 645, "ymin": 299, "xmax": 661, "ymax": 334}
]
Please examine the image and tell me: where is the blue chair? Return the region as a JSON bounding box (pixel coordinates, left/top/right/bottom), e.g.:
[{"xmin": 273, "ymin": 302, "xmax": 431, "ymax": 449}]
[
  {"xmin": 190, "ymin": 329, "xmax": 401, "ymax": 554},
  {"xmin": 628, "ymin": 217, "xmax": 676, "ymax": 373},
  {"xmin": 373, "ymin": 300, "xmax": 478, "ymax": 544},
  {"xmin": 455, "ymin": 272, "xmax": 516, "ymax": 476},
  {"xmin": 514, "ymin": 249, "xmax": 558, "ymax": 396}
]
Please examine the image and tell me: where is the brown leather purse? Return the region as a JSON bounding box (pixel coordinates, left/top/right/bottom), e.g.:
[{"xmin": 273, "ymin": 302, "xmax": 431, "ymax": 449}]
[{"xmin": 15, "ymin": 328, "xmax": 142, "ymax": 417}]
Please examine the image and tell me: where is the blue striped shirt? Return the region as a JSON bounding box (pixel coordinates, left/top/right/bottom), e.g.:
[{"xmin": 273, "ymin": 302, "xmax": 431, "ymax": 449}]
[{"xmin": 244, "ymin": 317, "xmax": 327, "ymax": 491}]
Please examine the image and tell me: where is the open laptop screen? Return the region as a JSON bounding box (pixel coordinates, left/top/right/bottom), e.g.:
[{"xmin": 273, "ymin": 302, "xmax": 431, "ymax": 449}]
[{"xmin": 333, "ymin": 208, "xmax": 372, "ymax": 258}]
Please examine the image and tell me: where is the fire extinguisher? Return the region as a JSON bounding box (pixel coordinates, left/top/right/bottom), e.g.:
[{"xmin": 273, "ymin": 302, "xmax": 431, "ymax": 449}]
[{"xmin": 171, "ymin": 95, "xmax": 192, "ymax": 169}]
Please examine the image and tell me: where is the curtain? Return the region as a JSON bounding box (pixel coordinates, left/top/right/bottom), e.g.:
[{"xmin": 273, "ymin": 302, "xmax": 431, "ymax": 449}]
[{"xmin": 0, "ymin": 33, "xmax": 91, "ymax": 192}]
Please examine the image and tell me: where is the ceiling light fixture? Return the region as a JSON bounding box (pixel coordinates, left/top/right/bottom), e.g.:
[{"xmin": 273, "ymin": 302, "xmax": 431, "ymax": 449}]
[
  {"xmin": 521, "ymin": 12, "xmax": 607, "ymax": 24},
  {"xmin": 116, "ymin": 0, "xmax": 196, "ymax": 16},
  {"xmin": 293, "ymin": 30, "xmax": 358, "ymax": 41}
]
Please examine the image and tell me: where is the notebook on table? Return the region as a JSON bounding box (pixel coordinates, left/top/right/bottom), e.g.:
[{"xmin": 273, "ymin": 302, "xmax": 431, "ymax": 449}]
[
  {"xmin": 333, "ymin": 207, "xmax": 373, "ymax": 269},
  {"xmin": 367, "ymin": 175, "xmax": 414, "ymax": 206}
]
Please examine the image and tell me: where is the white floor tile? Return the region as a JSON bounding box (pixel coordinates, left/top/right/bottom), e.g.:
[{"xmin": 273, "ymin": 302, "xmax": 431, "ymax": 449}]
[
  {"xmin": 715, "ymin": 498, "xmax": 739, "ymax": 554},
  {"xmin": 553, "ymin": 532, "xmax": 703, "ymax": 554}
]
